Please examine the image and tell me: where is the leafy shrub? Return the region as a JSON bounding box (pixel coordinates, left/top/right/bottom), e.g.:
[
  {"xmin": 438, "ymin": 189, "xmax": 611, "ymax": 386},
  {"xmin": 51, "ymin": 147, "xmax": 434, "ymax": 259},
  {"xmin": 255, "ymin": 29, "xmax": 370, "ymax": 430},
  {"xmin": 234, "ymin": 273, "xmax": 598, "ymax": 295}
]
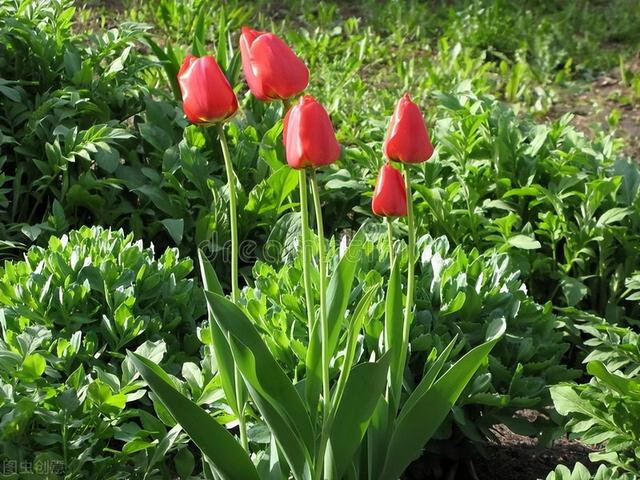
[
  {"xmin": 551, "ymin": 323, "xmax": 640, "ymax": 478},
  {"xmin": 0, "ymin": 0, "xmax": 305, "ymax": 277},
  {"xmin": 239, "ymin": 231, "xmax": 578, "ymax": 468},
  {"xmin": 0, "ymin": 226, "xmax": 206, "ymax": 477},
  {"xmin": 0, "ymin": 0, "xmax": 154, "ymax": 247},
  {"xmin": 545, "ymin": 462, "xmax": 636, "ymax": 480},
  {"xmin": 411, "ymin": 91, "xmax": 640, "ymax": 322},
  {"xmin": 407, "ymin": 236, "xmax": 579, "ymax": 456}
]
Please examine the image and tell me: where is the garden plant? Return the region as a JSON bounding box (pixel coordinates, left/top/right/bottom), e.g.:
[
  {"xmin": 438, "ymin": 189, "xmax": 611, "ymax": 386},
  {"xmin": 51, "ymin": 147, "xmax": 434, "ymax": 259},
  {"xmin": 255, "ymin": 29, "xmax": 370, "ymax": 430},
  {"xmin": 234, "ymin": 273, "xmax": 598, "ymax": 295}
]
[{"xmin": 1, "ymin": 0, "xmax": 640, "ymax": 479}]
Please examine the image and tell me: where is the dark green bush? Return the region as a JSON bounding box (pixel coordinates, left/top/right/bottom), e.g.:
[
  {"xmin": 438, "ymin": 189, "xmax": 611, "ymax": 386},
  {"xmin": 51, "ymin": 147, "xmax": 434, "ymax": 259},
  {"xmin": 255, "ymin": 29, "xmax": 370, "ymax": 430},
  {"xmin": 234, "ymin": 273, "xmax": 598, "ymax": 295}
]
[{"xmin": 0, "ymin": 0, "xmax": 300, "ymax": 271}]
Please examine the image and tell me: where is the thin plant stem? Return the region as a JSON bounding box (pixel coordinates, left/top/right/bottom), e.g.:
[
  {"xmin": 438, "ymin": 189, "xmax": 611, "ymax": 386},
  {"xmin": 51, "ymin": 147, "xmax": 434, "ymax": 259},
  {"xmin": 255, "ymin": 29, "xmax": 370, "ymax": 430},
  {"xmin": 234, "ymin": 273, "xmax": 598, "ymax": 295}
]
[
  {"xmin": 217, "ymin": 123, "xmax": 248, "ymax": 451},
  {"xmin": 310, "ymin": 170, "xmax": 329, "ymax": 413},
  {"xmin": 310, "ymin": 170, "xmax": 330, "ymax": 479},
  {"xmin": 396, "ymin": 164, "xmax": 416, "ymax": 412},
  {"xmin": 298, "ymin": 169, "xmax": 315, "ymax": 334},
  {"xmin": 217, "ymin": 124, "xmax": 240, "ymax": 303},
  {"xmin": 387, "ymin": 216, "xmax": 395, "ymax": 267}
]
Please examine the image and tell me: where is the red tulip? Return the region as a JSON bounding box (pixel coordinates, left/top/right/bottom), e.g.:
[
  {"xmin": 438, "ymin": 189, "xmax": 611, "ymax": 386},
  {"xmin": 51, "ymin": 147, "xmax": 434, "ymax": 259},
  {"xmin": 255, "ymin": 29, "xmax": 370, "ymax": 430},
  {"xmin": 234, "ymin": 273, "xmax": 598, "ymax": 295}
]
[
  {"xmin": 177, "ymin": 55, "xmax": 238, "ymax": 124},
  {"xmin": 240, "ymin": 26, "xmax": 309, "ymax": 101},
  {"xmin": 372, "ymin": 163, "xmax": 407, "ymax": 217},
  {"xmin": 383, "ymin": 93, "xmax": 434, "ymax": 163},
  {"xmin": 283, "ymin": 96, "xmax": 341, "ymax": 169}
]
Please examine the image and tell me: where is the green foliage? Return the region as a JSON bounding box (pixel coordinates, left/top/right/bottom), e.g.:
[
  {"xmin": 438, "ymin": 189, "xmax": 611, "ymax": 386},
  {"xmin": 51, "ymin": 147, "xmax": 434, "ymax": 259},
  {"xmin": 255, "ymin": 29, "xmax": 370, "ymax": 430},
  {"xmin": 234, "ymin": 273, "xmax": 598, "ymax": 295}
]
[
  {"xmin": 131, "ymin": 279, "xmax": 504, "ymax": 479},
  {"xmin": 0, "ymin": 0, "xmax": 301, "ymax": 269},
  {"xmin": 406, "ymin": 236, "xmax": 580, "ymax": 456},
  {"xmin": 0, "ymin": 226, "xmax": 206, "ymax": 477},
  {"xmin": 551, "ymin": 322, "xmax": 640, "ymax": 478},
  {"xmin": 2, "ymin": 0, "xmax": 640, "ymax": 477},
  {"xmin": 409, "ymin": 92, "xmax": 640, "ymax": 321},
  {"xmin": 545, "ymin": 462, "xmax": 636, "ymax": 480},
  {"xmin": 0, "ymin": 0, "xmax": 154, "ymax": 246}
]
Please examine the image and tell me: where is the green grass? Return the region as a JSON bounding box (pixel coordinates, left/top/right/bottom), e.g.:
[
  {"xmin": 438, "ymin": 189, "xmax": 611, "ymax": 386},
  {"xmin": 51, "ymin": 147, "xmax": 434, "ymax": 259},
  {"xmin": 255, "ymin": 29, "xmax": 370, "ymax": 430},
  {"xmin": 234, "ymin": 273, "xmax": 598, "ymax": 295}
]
[{"xmin": 92, "ymin": 0, "xmax": 640, "ymax": 118}]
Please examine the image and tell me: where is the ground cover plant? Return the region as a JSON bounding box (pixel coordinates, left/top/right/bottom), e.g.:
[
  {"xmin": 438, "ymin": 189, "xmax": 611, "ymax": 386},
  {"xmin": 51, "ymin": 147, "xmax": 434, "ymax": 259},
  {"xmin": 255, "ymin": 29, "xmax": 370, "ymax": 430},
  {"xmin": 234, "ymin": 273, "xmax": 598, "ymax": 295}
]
[{"xmin": 1, "ymin": 0, "xmax": 639, "ymax": 479}]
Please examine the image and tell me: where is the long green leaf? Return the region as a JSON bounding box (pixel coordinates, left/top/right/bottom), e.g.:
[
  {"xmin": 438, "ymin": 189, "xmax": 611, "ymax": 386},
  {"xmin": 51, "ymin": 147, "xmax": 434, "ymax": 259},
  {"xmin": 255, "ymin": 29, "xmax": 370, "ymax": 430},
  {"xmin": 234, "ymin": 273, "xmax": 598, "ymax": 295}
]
[
  {"xmin": 206, "ymin": 292, "xmax": 315, "ymax": 468},
  {"xmin": 198, "ymin": 248, "xmax": 223, "ymax": 295},
  {"xmin": 199, "ymin": 252, "xmax": 238, "ymax": 414},
  {"xmin": 305, "ymin": 319, "xmax": 322, "ymax": 420},
  {"xmin": 129, "ymin": 353, "xmax": 258, "ymax": 480},
  {"xmin": 367, "ymin": 396, "xmax": 391, "ymax": 480},
  {"xmin": 332, "ymin": 285, "xmax": 379, "ymax": 406},
  {"xmin": 326, "ymin": 226, "xmax": 365, "ymax": 355},
  {"xmin": 329, "ymin": 353, "xmax": 391, "ymax": 479},
  {"xmin": 306, "ymin": 227, "xmax": 365, "ymax": 415},
  {"xmin": 397, "ymin": 336, "xmax": 457, "ymax": 422},
  {"xmin": 379, "ymin": 318, "xmax": 506, "ymax": 480},
  {"xmin": 384, "ymin": 256, "xmax": 404, "ymax": 408},
  {"xmin": 331, "ymin": 284, "xmax": 379, "ymax": 411}
]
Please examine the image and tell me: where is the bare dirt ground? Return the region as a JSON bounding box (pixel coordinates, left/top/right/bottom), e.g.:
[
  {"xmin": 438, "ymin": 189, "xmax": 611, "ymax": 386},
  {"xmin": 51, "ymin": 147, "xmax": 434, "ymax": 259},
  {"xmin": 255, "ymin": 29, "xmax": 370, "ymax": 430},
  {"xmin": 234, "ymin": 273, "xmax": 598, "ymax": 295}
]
[
  {"xmin": 547, "ymin": 55, "xmax": 640, "ymax": 160},
  {"xmin": 473, "ymin": 424, "xmax": 599, "ymax": 480}
]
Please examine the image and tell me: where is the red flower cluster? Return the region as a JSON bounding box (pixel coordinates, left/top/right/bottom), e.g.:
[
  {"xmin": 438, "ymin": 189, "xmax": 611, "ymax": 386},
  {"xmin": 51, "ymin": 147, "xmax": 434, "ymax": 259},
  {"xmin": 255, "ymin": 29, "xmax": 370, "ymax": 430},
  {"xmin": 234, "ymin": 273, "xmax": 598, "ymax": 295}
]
[{"xmin": 176, "ymin": 28, "xmax": 434, "ymax": 218}]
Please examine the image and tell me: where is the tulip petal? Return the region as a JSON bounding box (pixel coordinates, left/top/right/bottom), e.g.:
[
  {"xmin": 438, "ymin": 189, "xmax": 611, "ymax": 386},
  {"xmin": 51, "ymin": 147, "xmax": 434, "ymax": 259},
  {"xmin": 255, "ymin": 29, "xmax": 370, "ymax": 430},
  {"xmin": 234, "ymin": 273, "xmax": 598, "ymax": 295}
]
[
  {"xmin": 240, "ymin": 28, "xmax": 269, "ymax": 101},
  {"xmin": 284, "ymin": 96, "xmax": 340, "ymax": 169},
  {"xmin": 249, "ymin": 33, "xmax": 309, "ymax": 100},
  {"xmin": 179, "ymin": 56, "xmax": 238, "ymax": 124},
  {"xmin": 383, "ymin": 94, "xmax": 434, "ymax": 163},
  {"xmin": 372, "ymin": 164, "xmax": 407, "ymax": 217}
]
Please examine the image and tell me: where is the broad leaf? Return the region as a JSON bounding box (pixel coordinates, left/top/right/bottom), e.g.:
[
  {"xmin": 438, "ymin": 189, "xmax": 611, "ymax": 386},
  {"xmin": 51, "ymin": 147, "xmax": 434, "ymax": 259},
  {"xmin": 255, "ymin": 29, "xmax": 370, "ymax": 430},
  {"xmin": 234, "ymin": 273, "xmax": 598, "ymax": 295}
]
[
  {"xmin": 206, "ymin": 292, "xmax": 315, "ymax": 476},
  {"xmin": 129, "ymin": 353, "xmax": 258, "ymax": 480},
  {"xmin": 199, "ymin": 252, "xmax": 238, "ymax": 415},
  {"xmin": 379, "ymin": 317, "xmax": 506, "ymax": 480},
  {"xmin": 330, "ymin": 353, "xmax": 391, "ymax": 479},
  {"xmin": 384, "ymin": 257, "xmax": 404, "ymax": 408}
]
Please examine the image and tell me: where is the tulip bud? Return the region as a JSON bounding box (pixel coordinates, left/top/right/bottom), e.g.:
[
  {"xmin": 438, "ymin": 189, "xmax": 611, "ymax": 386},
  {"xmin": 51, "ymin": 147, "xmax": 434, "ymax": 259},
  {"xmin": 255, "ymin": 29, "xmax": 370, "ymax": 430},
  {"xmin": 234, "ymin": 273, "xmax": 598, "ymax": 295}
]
[
  {"xmin": 372, "ymin": 163, "xmax": 408, "ymax": 217},
  {"xmin": 283, "ymin": 95, "xmax": 340, "ymax": 169},
  {"xmin": 240, "ymin": 26, "xmax": 309, "ymax": 101},
  {"xmin": 384, "ymin": 93, "xmax": 434, "ymax": 163},
  {"xmin": 177, "ymin": 55, "xmax": 238, "ymax": 124}
]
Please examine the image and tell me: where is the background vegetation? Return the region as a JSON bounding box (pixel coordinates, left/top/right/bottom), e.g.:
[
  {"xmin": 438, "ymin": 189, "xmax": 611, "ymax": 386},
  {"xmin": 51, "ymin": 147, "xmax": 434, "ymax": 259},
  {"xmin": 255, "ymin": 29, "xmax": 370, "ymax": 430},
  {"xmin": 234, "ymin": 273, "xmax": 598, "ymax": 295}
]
[{"xmin": 1, "ymin": 0, "xmax": 639, "ymax": 478}]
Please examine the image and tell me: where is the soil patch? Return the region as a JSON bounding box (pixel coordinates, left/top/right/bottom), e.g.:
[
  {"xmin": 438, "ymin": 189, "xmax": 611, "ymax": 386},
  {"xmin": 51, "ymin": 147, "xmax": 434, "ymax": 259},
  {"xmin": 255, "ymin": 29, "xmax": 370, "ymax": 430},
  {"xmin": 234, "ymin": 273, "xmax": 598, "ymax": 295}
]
[
  {"xmin": 547, "ymin": 55, "xmax": 640, "ymax": 160},
  {"xmin": 472, "ymin": 424, "xmax": 599, "ymax": 480}
]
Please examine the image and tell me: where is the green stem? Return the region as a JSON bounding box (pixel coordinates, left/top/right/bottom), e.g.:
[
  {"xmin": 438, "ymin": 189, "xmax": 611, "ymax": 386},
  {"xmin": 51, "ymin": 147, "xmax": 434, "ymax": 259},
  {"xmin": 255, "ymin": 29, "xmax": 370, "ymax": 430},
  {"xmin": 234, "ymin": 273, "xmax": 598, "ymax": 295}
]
[
  {"xmin": 217, "ymin": 124, "xmax": 248, "ymax": 451},
  {"xmin": 310, "ymin": 170, "xmax": 330, "ymax": 477},
  {"xmin": 310, "ymin": 171, "xmax": 329, "ymax": 412},
  {"xmin": 217, "ymin": 124, "xmax": 240, "ymax": 303},
  {"xmin": 387, "ymin": 216, "xmax": 395, "ymax": 267},
  {"xmin": 396, "ymin": 165, "xmax": 416, "ymax": 412},
  {"xmin": 299, "ymin": 169, "xmax": 315, "ymax": 334}
]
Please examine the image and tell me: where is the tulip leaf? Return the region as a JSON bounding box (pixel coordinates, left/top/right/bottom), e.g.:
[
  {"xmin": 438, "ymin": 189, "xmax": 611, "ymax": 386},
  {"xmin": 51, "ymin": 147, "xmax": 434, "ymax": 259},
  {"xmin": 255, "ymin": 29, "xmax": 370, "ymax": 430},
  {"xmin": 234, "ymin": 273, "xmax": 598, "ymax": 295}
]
[
  {"xmin": 398, "ymin": 336, "xmax": 457, "ymax": 421},
  {"xmin": 367, "ymin": 396, "xmax": 391, "ymax": 480},
  {"xmin": 198, "ymin": 248, "xmax": 223, "ymax": 295},
  {"xmin": 384, "ymin": 256, "xmax": 404, "ymax": 408},
  {"xmin": 330, "ymin": 284, "xmax": 379, "ymax": 410},
  {"xmin": 326, "ymin": 226, "xmax": 365, "ymax": 355},
  {"xmin": 304, "ymin": 319, "xmax": 322, "ymax": 421},
  {"xmin": 305, "ymin": 225, "xmax": 365, "ymax": 420},
  {"xmin": 379, "ymin": 317, "xmax": 506, "ymax": 480},
  {"xmin": 205, "ymin": 291, "xmax": 315, "ymax": 478},
  {"xmin": 330, "ymin": 352, "xmax": 391, "ymax": 479},
  {"xmin": 199, "ymin": 251, "xmax": 239, "ymax": 415},
  {"xmin": 128, "ymin": 353, "xmax": 258, "ymax": 480}
]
